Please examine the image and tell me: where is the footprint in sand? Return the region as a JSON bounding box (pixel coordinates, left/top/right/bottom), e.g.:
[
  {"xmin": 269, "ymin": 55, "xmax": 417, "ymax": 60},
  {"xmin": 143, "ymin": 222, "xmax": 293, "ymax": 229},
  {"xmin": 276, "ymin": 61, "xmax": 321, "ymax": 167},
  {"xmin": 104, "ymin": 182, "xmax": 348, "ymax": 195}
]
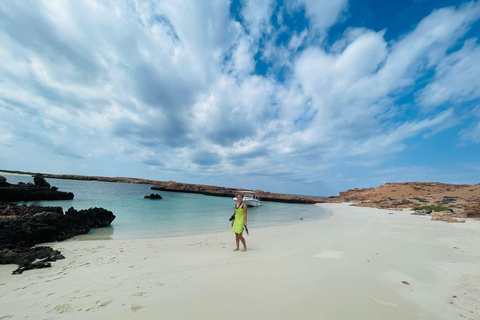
[
  {"xmin": 131, "ymin": 304, "xmax": 145, "ymax": 313},
  {"xmin": 86, "ymin": 300, "xmax": 113, "ymax": 312},
  {"xmin": 51, "ymin": 303, "xmax": 74, "ymax": 314},
  {"xmin": 132, "ymin": 292, "xmax": 147, "ymax": 297}
]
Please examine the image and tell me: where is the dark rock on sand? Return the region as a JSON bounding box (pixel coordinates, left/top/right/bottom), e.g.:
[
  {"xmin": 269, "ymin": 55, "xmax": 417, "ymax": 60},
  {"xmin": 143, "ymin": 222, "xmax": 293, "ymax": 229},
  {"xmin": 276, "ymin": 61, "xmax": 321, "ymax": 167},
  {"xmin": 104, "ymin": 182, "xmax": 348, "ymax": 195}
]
[
  {"xmin": 0, "ymin": 246, "xmax": 64, "ymax": 266},
  {"xmin": 12, "ymin": 260, "xmax": 52, "ymax": 275},
  {"xmin": 0, "ymin": 204, "xmax": 115, "ymax": 273},
  {"xmin": 144, "ymin": 193, "xmax": 163, "ymax": 199},
  {"xmin": 11, "ymin": 246, "xmax": 65, "ymax": 274},
  {"xmin": 0, "ymin": 205, "xmax": 116, "ymax": 248},
  {"xmin": 0, "ymin": 174, "xmax": 74, "ymax": 202}
]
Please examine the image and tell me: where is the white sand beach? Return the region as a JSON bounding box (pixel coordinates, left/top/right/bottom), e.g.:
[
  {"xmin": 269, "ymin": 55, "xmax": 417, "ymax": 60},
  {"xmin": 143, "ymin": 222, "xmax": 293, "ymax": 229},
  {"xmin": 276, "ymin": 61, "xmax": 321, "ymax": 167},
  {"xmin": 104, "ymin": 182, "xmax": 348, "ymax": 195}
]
[{"xmin": 1, "ymin": 203, "xmax": 479, "ymax": 320}]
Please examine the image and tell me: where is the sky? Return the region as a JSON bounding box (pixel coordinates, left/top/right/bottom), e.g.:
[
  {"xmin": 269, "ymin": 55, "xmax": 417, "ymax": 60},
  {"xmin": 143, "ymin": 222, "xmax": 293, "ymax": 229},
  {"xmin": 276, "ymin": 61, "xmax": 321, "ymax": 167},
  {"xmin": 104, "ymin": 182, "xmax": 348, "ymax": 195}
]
[{"xmin": 0, "ymin": 0, "xmax": 479, "ymax": 196}]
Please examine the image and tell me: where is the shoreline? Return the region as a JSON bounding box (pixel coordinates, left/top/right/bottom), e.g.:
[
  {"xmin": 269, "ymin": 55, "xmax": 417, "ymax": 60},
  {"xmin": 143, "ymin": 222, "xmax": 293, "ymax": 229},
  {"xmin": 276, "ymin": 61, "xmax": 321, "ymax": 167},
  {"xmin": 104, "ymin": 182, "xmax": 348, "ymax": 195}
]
[
  {"xmin": 1, "ymin": 203, "xmax": 479, "ymax": 319},
  {"xmin": 0, "ymin": 171, "xmax": 31, "ymax": 177},
  {"xmin": 0, "ymin": 170, "xmax": 326, "ymax": 204}
]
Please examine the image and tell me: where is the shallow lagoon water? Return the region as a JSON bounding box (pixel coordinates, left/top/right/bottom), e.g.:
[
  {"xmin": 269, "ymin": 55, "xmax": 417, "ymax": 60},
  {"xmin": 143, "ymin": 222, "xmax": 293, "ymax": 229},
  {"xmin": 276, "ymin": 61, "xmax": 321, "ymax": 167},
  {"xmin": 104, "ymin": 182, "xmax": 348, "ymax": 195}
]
[{"xmin": 3, "ymin": 173, "xmax": 329, "ymax": 239}]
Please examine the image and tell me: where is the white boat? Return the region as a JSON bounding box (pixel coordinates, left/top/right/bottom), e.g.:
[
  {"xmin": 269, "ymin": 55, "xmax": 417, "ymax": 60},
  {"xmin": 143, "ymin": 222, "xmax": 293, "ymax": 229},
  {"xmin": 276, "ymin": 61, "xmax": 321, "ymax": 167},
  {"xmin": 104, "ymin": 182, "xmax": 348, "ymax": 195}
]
[{"xmin": 233, "ymin": 191, "xmax": 263, "ymax": 207}]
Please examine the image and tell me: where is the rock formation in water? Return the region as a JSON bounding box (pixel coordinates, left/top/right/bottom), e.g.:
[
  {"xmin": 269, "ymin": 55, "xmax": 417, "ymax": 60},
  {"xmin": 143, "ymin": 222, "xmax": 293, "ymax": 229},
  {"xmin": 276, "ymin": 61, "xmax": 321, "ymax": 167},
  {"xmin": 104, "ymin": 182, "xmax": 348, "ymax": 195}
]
[
  {"xmin": 0, "ymin": 204, "xmax": 115, "ymax": 274},
  {"xmin": 144, "ymin": 193, "xmax": 163, "ymax": 199},
  {"xmin": 0, "ymin": 174, "xmax": 74, "ymax": 202}
]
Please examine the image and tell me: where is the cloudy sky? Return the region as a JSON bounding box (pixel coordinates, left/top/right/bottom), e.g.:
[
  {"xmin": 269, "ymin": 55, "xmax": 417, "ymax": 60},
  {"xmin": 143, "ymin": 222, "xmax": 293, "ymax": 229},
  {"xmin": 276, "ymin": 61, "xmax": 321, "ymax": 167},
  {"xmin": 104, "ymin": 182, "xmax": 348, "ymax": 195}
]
[{"xmin": 0, "ymin": 0, "xmax": 479, "ymax": 196}]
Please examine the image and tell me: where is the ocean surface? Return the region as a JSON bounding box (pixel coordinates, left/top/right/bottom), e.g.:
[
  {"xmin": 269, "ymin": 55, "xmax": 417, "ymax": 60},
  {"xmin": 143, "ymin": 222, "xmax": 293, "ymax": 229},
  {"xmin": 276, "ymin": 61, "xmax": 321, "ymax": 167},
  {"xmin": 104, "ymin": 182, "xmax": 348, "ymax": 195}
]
[{"xmin": 2, "ymin": 173, "xmax": 330, "ymax": 240}]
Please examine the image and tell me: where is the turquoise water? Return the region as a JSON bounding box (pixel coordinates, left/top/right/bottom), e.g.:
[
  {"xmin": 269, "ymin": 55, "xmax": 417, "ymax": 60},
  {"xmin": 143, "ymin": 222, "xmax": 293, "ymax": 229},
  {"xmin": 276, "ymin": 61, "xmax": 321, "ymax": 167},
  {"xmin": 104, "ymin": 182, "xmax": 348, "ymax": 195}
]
[{"xmin": 2, "ymin": 173, "xmax": 329, "ymax": 240}]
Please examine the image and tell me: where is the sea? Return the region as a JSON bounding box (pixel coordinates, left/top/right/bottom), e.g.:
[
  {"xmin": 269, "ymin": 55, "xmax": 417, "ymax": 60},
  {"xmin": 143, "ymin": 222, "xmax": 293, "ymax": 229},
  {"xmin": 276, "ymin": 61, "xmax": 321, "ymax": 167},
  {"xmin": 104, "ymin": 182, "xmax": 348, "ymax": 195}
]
[{"xmin": 2, "ymin": 173, "xmax": 330, "ymax": 240}]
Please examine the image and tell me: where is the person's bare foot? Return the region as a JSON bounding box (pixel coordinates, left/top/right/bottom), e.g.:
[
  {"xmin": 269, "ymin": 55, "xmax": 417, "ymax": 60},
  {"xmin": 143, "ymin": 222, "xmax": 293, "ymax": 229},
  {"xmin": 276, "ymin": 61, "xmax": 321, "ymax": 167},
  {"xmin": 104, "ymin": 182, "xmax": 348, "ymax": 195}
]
[
  {"xmin": 241, "ymin": 248, "xmax": 247, "ymax": 252},
  {"xmin": 233, "ymin": 248, "xmax": 239, "ymax": 251}
]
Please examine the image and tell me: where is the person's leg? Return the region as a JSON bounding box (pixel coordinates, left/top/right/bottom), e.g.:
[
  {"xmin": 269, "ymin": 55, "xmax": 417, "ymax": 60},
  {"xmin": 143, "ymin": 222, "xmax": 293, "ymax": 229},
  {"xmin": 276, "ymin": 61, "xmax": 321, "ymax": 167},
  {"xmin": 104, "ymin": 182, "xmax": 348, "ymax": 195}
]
[
  {"xmin": 234, "ymin": 233, "xmax": 240, "ymax": 251},
  {"xmin": 239, "ymin": 233, "xmax": 247, "ymax": 251}
]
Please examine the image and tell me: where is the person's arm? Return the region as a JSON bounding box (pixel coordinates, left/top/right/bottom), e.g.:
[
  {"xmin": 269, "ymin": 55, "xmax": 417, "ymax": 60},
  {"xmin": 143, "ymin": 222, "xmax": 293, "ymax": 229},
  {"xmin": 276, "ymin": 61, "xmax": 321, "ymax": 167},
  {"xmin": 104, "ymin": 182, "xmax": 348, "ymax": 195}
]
[{"xmin": 244, "ymin": 204, "xmax": 247, "ymax": 225}]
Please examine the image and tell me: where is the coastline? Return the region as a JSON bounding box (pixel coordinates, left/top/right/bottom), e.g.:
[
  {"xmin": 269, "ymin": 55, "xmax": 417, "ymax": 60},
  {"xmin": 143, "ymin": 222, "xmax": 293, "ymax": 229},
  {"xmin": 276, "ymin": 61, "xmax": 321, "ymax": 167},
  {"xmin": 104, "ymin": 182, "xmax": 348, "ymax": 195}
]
[
  {"xmin": 0, "ymin": 170, "xmax": 325, "ymax": 204},
  {"xmin": 1, "ymin": 203, "xmax": 479, "ymax": 319},
  {"xmin": 0, "ymin": 171, "xmax": 31, "ymax": 177}
]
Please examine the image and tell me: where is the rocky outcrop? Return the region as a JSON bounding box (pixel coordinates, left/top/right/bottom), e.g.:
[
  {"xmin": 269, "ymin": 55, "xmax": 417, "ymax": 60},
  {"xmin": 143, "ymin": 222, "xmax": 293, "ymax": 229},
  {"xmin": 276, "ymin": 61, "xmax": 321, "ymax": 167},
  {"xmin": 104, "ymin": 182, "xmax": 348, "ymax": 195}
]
[
  {"xmin": 33, "ymin": 173, "xmax": 51, "ymax": 188},
  {"xmin": 151, "ymin": 181, "xmax": 324, "ymax": 204},
  {"xmin": 0, "ymin": 246, "xmax": 64, "ymax": 266},
  {"xmin": 325, "ymin": 182, "xmax": 480, "ymax": 221},
  {"xmin": 144, "ymin": 193, "xmax": 163, "ymax": 199},
  {"xmin": 0, "ymin": 205, "xmax": 115, "ymax": 248},
  {"xmin": 0, "ymin": 204, "xmax": 115, "ymax": 274},
  {"xmin": 0, "ymin": 174, "xmax": 74, "ymax": 202}
]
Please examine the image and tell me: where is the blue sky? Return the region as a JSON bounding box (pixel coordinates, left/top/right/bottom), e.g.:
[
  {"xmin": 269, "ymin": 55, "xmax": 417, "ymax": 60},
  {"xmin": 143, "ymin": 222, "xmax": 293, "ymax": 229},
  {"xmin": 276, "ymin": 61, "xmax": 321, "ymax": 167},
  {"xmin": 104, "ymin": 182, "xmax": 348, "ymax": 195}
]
[{"xmin": 0, "ymin": 0, "xmax": 479, "ymax": 196}]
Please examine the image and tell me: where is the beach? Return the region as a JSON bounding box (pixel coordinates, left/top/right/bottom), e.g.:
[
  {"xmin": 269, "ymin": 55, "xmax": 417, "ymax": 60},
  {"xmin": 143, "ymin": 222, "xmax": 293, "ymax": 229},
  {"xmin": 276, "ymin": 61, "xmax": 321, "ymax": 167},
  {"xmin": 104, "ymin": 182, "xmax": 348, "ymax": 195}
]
[{"xmin": 1, "ymin": 203, "xmax": 479, "ymax": 319}]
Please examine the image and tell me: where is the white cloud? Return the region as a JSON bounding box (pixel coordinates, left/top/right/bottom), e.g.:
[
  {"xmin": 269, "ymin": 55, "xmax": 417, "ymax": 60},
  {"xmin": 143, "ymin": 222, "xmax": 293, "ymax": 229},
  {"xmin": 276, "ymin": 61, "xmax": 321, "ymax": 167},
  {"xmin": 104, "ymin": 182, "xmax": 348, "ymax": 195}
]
[
  {"xmin": 241, "ymin": 0, "xmax": 275, "ymax": 39},
  {"xmin": 417, "ymin": 38, "xmax": 480, "ymax": 108},
  {"xmin": 300, "ymin": 0, "xmax": 348, "ymax": 34},
  {"xmin": 0, "ymin": 0, "xmax": 479, "ymax": 194}
]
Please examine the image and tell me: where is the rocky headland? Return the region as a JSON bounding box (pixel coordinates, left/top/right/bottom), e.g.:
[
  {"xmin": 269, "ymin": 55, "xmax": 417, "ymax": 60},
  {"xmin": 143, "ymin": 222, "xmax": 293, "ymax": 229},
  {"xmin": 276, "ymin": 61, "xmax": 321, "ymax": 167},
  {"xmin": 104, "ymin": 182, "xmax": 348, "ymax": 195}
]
[
  {"xmin": 150, "ymin": 181, "xmax": 324, "ymax": 204},
  {"xmin": 0, "ymin": 174, "xmax": 74, "ymax": 202},
  {"xmin": 42, "ymin": 173, "xmax": 159, "ymax": 185}
]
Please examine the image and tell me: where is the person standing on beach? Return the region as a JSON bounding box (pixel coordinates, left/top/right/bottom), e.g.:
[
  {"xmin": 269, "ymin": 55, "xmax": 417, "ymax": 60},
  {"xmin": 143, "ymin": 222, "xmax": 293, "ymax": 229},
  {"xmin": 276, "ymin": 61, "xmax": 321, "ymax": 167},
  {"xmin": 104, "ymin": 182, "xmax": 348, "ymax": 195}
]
[{"xmin": 232, "ymin": 194, "xmax": 247, "ymax": 251}]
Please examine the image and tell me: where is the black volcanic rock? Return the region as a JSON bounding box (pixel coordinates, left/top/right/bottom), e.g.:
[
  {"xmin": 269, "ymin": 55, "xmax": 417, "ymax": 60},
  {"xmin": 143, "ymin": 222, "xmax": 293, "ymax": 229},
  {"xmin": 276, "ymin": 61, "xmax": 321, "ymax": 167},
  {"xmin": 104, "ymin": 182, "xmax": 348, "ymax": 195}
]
[
  {"xmin": 0, "ymin": 204, "xmax": 115, "ymax": 273},
  {"xmin": 12, "ymin": 260, "xmax": 52, "ymax": 275},
  {"xmin": 144, "ymin": 193, "xmax": 163, "ymax": 199},
  {"xmin": 0, "ymin": 175, "xmax": 73, "ymax": 202},
  {"xmin": 0, "ymin": 205, "xmax": 116, "ymax": 248},
  {"xmin": 33, "ymin": 173, "xmax": 51, "ymax": 188},
  {"xmin": 0, "ymin": 246, "xmax": 64, "ymax": 266}
]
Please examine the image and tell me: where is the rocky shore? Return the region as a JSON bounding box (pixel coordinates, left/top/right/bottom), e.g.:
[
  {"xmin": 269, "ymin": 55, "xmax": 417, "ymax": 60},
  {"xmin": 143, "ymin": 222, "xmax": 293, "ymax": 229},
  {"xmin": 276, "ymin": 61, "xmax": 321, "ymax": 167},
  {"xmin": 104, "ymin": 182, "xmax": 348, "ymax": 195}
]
[
  {"xmin": 42, "ymin": 173, "xmax": 159, "ymax": 185},
  {"xmin": 150, "ymin": 181, "xmax": 324, "ymax": 204},
  {"xmin": 0, "ymin": 204, "xmax": 115, "ymax": 274},
  {"xmin": 0, "ymin": 174, "xmax": 74, "ymax": 202},
  {"xmin": 0, "ymin": 173, "xmax": 116, "ymax": 274},
  {"xmin": 325, "ymin": 182, "xmax": 480, "ymax": 222}
]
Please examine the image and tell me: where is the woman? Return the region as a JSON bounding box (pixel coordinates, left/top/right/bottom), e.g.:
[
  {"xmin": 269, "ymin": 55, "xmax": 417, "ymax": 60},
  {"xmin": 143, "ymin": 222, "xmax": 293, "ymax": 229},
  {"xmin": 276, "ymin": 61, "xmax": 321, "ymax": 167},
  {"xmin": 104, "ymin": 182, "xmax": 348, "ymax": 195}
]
[{"xmin": 232, "ymin": 194, "xmax": 247, "ymax": 251}]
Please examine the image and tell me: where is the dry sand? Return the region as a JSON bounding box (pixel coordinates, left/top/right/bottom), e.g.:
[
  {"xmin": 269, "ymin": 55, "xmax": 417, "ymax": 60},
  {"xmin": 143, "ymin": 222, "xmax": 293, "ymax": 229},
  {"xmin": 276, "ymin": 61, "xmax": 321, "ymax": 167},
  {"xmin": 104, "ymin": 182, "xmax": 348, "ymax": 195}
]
[{"xmin": 1, "ymin": 203, "xmax": 479, "ymax": 320}]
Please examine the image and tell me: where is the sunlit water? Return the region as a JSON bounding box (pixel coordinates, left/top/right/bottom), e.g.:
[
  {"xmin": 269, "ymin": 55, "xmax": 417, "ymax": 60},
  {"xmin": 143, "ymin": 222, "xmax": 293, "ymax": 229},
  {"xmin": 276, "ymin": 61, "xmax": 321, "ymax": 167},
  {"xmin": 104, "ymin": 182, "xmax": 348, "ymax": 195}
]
[{"xmin": 2, "ymin": 173, "xmax": 330, "ymax": 240}]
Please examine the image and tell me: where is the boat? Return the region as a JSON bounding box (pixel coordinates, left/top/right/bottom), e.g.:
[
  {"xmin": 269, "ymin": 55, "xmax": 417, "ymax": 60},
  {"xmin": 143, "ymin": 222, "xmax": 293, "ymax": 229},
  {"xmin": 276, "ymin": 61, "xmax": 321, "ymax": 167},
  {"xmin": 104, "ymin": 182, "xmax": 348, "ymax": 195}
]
[{"xmin": 233, "ymin": 191, "xmax": 263, "ymax": 207}]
